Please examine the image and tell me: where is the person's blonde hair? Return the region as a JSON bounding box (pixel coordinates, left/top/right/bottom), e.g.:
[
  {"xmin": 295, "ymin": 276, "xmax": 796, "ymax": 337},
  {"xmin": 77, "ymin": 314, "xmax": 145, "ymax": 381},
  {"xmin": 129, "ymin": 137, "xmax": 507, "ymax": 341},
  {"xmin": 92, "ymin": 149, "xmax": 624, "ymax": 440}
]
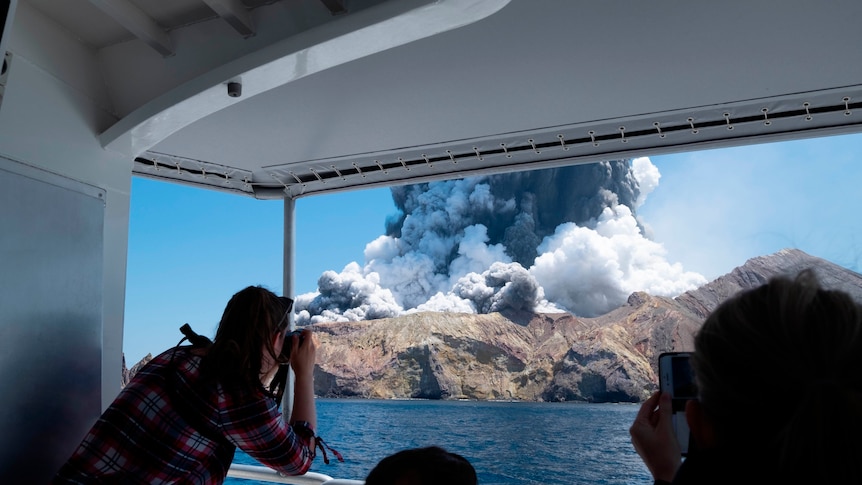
[{"xmin": 692, "ymin": 268, "xmax": 862, "ymax": 481}]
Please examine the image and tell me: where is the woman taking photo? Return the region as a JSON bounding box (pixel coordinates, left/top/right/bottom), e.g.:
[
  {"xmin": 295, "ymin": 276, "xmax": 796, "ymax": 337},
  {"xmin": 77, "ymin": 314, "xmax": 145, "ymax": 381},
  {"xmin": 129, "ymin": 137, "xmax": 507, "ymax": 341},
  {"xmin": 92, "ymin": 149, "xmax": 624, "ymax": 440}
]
[{"xmin": 54, "ymin": 285, "xmax": 326, "ymax": 484}]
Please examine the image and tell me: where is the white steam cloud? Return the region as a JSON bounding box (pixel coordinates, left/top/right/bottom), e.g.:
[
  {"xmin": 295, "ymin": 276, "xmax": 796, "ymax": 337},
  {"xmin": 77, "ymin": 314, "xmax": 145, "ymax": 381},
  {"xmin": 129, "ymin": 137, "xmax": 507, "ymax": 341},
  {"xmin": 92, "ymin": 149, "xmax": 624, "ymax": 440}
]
[{"xmin": 294, "ymin": 157, "xmax": 706, "ymax": 324}]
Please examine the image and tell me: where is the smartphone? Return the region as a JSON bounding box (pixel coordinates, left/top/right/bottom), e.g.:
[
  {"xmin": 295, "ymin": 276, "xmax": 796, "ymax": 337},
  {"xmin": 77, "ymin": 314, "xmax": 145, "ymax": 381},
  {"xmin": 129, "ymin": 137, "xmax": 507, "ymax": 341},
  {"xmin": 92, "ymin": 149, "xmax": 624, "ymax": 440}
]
[{"xmin": 658, "ymin": 351, "xmax": 697, "ymax": 456}]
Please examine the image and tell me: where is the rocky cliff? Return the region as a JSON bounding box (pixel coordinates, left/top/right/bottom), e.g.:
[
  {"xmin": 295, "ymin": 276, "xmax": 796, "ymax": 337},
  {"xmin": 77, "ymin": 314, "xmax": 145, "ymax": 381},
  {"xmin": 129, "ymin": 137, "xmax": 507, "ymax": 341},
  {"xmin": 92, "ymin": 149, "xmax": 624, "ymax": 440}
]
[
  {"xmin": 674, "ymin": 248, "xmax": 862, "ymax": 318},
  {"xmin": 308, "ymin": 249, "xmax": 861, "ymax": 402},
  {"xmin": 123, "ymin": 249, "xmax": 862, "ymax": 402},
  {"xmin": 309, "ymin": 293, "xmax": 699, "ymax": 403},
  {"xmin": 121, "ymin": 353, "xmax": 152, "ymax": 388}
]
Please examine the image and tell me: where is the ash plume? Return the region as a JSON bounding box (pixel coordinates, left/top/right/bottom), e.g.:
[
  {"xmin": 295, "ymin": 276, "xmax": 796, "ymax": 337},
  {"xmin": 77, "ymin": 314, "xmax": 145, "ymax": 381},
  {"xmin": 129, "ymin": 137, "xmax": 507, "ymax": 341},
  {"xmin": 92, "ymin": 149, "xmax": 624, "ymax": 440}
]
[{"xmin": 295, "ymin": 158, "xmax": 706, "ymax": 324}]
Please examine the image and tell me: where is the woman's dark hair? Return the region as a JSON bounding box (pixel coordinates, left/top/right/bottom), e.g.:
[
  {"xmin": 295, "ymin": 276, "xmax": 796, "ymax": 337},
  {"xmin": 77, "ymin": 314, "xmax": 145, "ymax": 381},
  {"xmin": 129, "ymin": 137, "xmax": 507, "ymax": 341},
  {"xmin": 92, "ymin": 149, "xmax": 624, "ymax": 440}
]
[
  {"xmin": 692, "ymin": 268, "xmax": 862, "ymax": 481},
  {"xmin": 201, "ymin": 286, "xmax": 292, "ymax": 398},
  {"xmin": 364, "ymin": 446, "xmax": 477, "ymax": 485}
]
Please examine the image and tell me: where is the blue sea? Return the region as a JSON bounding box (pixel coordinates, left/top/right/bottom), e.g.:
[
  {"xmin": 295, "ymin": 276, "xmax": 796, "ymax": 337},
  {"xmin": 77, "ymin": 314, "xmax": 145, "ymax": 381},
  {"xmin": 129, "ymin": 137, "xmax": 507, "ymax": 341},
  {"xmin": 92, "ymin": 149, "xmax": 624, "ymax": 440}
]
[{"xmin": 227, "ymin": 399, "xmax": 653, "ymax": 485}]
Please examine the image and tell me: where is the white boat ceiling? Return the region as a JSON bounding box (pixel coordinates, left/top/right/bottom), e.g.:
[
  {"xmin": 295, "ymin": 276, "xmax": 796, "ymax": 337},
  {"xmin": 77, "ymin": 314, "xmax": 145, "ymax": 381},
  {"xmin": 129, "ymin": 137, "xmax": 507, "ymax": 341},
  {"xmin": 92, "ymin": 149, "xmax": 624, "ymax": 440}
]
[{"xmin": 27, "ymin": 0, "xmax": 862, "ymax": 199}]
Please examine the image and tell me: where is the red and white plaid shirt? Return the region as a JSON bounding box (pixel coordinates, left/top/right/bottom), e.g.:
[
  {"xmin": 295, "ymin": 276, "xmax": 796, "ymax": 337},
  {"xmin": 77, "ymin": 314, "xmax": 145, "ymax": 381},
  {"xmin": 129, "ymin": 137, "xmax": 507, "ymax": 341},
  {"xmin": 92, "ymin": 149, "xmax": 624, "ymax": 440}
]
[{"xmin": 53, "ymin": 347, "xmax": 317, "ymax": 484}]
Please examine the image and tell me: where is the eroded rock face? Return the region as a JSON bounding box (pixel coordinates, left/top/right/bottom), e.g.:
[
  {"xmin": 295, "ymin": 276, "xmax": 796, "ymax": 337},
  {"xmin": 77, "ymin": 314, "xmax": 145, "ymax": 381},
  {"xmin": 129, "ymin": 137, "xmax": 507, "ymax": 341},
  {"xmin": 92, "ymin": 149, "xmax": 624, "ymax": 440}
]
[
  {"xmin": 309, "ymin": 250, "xmax": 862, "ymax": 402},
  {"xmin": 675, "ymin": 249, "xmax": 862, "ymax": 319},
  {"xmin": 124, "ymin": 250, "xmax": 862, "ymax": 402},
  {"xmin": 311, "ymin": 299, "xmax": 697, "ymax": 402},
  {"xmin": 121, "ymin": 353, "xmax": 153, "ymax": 387}
]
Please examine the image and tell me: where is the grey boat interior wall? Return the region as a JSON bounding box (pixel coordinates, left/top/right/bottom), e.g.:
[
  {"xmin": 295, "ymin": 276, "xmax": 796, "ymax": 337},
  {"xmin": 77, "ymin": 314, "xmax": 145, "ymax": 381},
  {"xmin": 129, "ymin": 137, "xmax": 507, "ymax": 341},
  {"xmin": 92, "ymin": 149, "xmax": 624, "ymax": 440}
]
[
  {"xmin": 0, "ymin": 3, "xmax": 133, "ymax": 480},
  {"xmin": 0, "ymin": 157, "xmax": 104, "ymax": 481}
]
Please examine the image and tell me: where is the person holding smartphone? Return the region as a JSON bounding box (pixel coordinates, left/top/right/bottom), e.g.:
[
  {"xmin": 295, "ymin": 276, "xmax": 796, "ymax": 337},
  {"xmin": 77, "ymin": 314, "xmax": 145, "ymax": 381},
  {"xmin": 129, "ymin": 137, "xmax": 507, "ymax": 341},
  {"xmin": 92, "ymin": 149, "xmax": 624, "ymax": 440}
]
[{"xmin": 630, "ymin": 269, "xmax": 862, "ymax": 484}]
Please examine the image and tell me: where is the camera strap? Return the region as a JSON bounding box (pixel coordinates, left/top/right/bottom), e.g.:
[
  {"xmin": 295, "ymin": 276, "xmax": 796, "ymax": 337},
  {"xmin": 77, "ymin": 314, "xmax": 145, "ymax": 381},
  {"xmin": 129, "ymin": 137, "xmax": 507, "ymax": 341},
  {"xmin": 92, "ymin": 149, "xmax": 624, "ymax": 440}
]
[{"xmin": 165, "ymin": 325, "xmax": 233, "ymax": 451}]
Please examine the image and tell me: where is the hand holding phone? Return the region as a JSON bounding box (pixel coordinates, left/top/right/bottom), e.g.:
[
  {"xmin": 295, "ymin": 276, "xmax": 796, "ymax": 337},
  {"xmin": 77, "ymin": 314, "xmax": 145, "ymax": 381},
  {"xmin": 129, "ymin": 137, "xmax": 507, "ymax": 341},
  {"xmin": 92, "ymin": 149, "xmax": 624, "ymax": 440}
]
[{"xmin": 658, "ymin": 352, "xmax": 697, "ymax": 456}]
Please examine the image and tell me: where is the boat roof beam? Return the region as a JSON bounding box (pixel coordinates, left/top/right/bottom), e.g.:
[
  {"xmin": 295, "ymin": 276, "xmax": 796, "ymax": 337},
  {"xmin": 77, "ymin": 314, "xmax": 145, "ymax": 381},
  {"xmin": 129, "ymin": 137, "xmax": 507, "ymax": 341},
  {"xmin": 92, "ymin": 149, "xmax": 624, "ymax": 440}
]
[
  {"xmin": 318, "ymin": 0, "xmax": 347, "ymax": 16},
  {"xmin": 201, "ymin": 0, "xmax": 255, "ymax": 37},
  {"xmin": 86, "ymin": 0, "xmax": 174, "ymax": 57},
  {"xmin": 133, "ymin": 88, "xmax": 862, "ymax": 200}
]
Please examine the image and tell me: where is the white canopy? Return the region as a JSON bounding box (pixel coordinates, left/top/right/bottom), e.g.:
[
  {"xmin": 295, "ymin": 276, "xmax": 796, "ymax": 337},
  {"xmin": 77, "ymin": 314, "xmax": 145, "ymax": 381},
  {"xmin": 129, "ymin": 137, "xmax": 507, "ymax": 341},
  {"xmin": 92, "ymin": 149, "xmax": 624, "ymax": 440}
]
[{"xmin": 25, "ymin": 0, "xmax": 862, "ymax": 198}]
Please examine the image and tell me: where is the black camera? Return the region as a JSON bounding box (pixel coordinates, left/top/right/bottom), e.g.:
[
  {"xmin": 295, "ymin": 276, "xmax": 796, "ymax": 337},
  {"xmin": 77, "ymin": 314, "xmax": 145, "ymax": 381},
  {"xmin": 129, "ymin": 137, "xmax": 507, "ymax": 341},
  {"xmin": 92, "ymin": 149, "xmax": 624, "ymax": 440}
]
[{"xmin": 279, "ymin": 329, "xmax": 304, "ymax": 360}]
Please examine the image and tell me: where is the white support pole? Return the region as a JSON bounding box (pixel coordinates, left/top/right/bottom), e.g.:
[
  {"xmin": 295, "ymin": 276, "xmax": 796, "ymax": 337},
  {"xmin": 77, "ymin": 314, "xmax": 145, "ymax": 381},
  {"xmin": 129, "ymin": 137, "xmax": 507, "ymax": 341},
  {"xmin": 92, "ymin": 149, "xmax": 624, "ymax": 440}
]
[{"xmin": 281, "ymin": 196, "xmax": 296, "ymax": 419}]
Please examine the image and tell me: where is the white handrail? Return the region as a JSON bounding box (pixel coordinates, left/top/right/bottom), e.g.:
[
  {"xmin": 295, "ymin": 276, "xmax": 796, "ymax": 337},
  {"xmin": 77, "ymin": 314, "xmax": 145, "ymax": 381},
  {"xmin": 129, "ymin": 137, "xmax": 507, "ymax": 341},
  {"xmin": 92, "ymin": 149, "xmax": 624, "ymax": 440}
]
[{"xmin": 227, "ymin": 464, "xmax": 364, "ymax": 485}]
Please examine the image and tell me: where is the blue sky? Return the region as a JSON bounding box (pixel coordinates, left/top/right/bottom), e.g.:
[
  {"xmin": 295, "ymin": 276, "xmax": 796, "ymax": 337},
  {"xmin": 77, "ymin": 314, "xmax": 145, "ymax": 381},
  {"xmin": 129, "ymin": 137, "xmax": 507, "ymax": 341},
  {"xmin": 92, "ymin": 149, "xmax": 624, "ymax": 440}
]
[{"xmin": 123, "ymin": 132, "xmax": 862, "ymax": 365}]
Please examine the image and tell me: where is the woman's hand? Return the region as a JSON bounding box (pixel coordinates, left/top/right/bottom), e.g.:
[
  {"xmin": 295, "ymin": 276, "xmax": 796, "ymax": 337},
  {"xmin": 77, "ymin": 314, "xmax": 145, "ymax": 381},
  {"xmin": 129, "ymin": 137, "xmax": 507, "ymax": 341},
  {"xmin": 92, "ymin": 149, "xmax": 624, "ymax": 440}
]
[{"xmin": 629, "ymin": 391, "xmax": 682, "ymax": 483}]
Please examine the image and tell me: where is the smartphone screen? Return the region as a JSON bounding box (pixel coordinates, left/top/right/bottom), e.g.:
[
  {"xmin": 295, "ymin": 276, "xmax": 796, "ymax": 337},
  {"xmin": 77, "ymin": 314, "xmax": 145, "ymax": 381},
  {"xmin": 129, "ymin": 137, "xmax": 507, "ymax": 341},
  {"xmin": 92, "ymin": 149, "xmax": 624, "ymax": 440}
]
[{"xmin": 658, "ymin": 352, "xmax": 696, "ymax": 456}]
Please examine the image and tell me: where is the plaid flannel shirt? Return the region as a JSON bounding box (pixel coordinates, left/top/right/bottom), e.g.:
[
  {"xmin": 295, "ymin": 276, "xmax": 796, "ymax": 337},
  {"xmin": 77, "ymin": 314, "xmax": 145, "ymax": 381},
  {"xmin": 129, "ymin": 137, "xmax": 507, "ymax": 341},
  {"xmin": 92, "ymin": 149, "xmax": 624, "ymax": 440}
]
[{"xmin": 53, "ymin": 347, "xmax": 316, "ymax": 484}]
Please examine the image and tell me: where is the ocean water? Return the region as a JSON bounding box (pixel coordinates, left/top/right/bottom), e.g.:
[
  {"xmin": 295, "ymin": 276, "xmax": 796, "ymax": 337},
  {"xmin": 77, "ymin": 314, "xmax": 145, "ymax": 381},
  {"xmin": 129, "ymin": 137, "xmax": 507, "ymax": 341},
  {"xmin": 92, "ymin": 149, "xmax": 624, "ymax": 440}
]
[{"xmin": 227, "ymin": 399, "xmax": 653, "ymax": 485}]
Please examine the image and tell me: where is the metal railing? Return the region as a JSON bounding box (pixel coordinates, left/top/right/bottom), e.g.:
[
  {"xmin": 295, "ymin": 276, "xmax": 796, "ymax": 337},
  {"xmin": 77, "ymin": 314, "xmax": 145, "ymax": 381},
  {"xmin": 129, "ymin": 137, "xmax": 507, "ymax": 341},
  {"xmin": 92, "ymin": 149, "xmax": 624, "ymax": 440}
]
[{"xmin": 227, "ymin": 464, "xmax": 364, "ymax": 485}]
